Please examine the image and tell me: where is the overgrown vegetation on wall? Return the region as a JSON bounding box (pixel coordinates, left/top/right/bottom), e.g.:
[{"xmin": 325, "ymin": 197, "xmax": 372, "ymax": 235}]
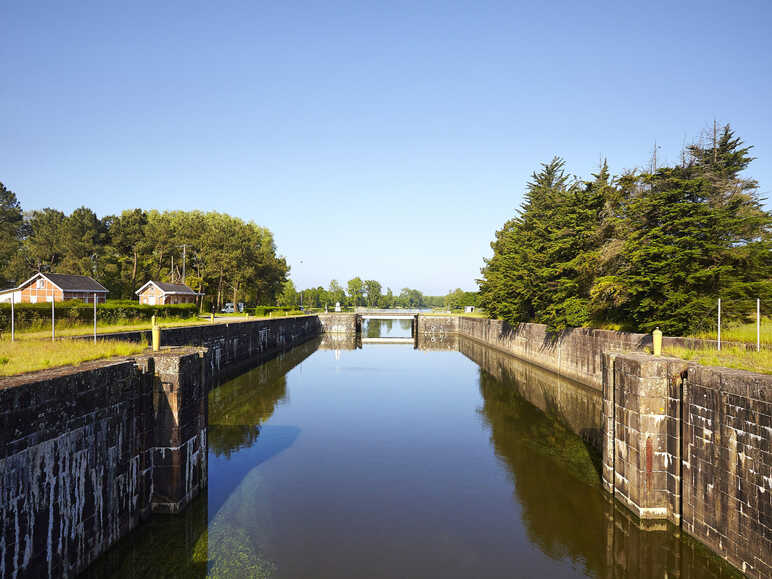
[{"xmin": 478, "ymin": 124, "xmax": 772, "ymax": 334}]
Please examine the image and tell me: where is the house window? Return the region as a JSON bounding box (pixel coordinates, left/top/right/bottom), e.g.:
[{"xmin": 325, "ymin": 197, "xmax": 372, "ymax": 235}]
[{"xmin": 36, "ymin": 279, "xmax": 45, "ymax": 289}]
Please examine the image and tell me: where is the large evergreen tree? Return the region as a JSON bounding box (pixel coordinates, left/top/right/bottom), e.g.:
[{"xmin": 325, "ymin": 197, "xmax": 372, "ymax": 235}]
[
  {"xmin": 593, "ymin": 126, "xmax": 771, "ymax": 333},
  {"xmin": 480, "ymin": 124, "xmax": 772, "ymax": 335},
  {"xmin": 0, "ymin": 182, "xmax": 23, "ymax": 287}
]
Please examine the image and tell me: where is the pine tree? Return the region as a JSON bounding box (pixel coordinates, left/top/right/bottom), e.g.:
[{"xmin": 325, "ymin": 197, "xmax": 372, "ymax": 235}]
[{"xmin": 480, "ymin": 124, "xmax": 771, "ymax": 335}]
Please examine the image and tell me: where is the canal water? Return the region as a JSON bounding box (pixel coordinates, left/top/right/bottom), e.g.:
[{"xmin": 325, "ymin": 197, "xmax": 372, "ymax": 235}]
[{"xmin": 84, "ymin": 321, "xmax": 741, "ymax": 578}]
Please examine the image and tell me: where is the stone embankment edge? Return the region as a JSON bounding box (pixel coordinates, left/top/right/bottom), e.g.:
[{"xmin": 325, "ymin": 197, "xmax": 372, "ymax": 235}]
[
  {"xmin": 421, "ymin": 315, "xmax": 770, "ymax": 578},
  {"xmin": 0, "ymin": 315, "xmax": 322, "ymax": 578}
]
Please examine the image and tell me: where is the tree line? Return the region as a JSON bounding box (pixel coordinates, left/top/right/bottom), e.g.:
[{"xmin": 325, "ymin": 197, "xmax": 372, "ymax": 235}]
[
  {"xmin": 277, "ymin": 277, "xmax": 465, "ymax": 310},
  {"xmin": 478, "ymin": 124, "xmax": 772, "ymax": 335},
  {"xmin": 0, "ymin": 196, "xmax": 289, "ymax": 309}
]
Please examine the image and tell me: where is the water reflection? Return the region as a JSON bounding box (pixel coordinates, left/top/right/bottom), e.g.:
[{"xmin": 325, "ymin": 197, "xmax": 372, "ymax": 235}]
[
  {"xmin": 458, "ymin": 336, "xmax": 603, "ymax": 455},
  {"xmin": 208, "ymin": 337, "xmax": 318, "ymax": 457},
  {"xmin": 362, "ymin": 317, "xmax": 413, "ymax": 338},
  {"xmin": 318, "ymin": 332, "xmax": 360, "ymax": 350},
  {"xmin": 472, "ymin": 338, "xmax": 741, "ymax": 579},
  {"xmin": 83, "ymin": 323, "xmax": 741, "ymax": 578},
  {"xmin": 82, "ymin": 342, "xmax": 318, "ymax": 578}
]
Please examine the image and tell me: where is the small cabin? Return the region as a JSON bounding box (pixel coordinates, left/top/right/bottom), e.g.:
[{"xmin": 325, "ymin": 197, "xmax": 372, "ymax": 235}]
[
  {"xmin": 136, "ymin": 281, "xmax": 199, "ymax": 305},
  {"xmin": 0, "ymin": 272, "xmax": 108, "ymax": 304}
]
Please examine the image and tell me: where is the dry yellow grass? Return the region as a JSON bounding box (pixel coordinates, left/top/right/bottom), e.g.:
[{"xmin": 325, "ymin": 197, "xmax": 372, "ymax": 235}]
[
  {"xmin": 663, "ymin": 344, "xmax": 772, "ymax": 375},
  {"xmin": 0, "ymin": 339, "xmax": 147, "ymax": 377}
]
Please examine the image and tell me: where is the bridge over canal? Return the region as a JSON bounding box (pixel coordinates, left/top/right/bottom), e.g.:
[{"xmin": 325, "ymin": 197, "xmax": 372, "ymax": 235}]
[{"xmin": 357, "ymin": 309, "xmax": 419, "ymax": 344}]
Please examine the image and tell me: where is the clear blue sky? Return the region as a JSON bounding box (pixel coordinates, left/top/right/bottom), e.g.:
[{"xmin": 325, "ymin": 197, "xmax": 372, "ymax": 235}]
[{"xmin": 2, "ymin": 1, "xmax": 770, "ymax": 295}]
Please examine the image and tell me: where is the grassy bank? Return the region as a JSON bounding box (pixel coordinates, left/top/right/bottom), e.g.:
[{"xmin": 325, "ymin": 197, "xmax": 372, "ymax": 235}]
[
  {"xmin": 691, "ymin": 317, "xmax": 772, "ymax": 347},
  {"xmin": 663, "ymin": 344, "xmax": 772, "ymax": 375},
  {"xmin": 0, "ymin": 339, "xmax": 147, "ymax": 377},
  {"xmin": 5, "ymin": 316, "xmax": 204, "ymax": 341},
  {"xmin": 3, "ymin": 311, "xmax": 311, "ymax": 341}
]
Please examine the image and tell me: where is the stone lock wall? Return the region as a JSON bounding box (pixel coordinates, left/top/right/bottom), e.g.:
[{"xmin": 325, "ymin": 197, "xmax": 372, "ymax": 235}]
[
  {"xmin": 601, "ymin": 354, "xmax": 688, "ymax": 524},
  {"xmin": 417, "ymin": 315, "xmax": 459, "ymax": 338},
  {"xmin": 0, "ymin": 359, "xmax": 156, "ymax": 578},
  {"xmin": 457, "ymin": 317, "xmax": 652, "ymax": 392},
  {"xmin": 681, "ymin": 365, "xmax": 772, "ymax": 577},
  {"xmin": 1, "ymin": 316, "xmax": 324, "ymax": 578},
  {"xmin": 148, "ymin": 352, "xmax": 208, "ymax": 515},
  {"xmin": 432, "ymin": 315, "xmax": 770, "ymax": 576},
  {"xmin": 602, "ymin": 353, "xmax": 772, "ymax": 578},
  {"xmin": 0, "ymin": 350, "xmax": 213, "ymax": 578},
  {"xmin": 317, "ymin": 313, "xmax": 359, "ymax": 334}
]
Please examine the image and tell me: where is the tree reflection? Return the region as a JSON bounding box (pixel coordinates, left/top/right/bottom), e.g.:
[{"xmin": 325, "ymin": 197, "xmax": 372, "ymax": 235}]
[
  {"xmin": 208, "ymin": 338, "xmax": 319, "ymax": 457},
  {"xmin": 477, "ymin": 363, "xmax": 743, "ymax": 578}
]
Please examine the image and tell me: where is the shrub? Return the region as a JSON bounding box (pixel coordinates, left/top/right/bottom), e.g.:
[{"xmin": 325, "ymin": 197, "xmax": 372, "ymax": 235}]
[{"xmin": 0, "ymin": 300, "xmax": 198, "ymax": 332}]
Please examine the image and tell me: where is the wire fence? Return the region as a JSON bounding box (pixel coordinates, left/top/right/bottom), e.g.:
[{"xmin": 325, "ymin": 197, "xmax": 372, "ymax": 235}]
[{"xmin": 712, "ymin": 298, "xmax": 768, "ymax": 352}]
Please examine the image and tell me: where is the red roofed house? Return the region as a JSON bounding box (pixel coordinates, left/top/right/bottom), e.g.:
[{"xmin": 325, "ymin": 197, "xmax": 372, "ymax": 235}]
[
  {"xmin": 0, "ymin": 272, "xmax": 108, "ymax": 304},
  {"xmin": 136, "ymin": 281, "xmax": 199, "ymax": 305}
]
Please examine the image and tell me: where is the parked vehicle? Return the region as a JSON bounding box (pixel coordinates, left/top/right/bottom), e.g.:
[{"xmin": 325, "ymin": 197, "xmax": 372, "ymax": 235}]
[{"xmin": 221, "ymin": 303, "xmax": 235, "ymax": 313}]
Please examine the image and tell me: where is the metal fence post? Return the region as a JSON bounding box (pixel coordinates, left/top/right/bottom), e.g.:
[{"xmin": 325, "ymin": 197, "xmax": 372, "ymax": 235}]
[
  {"xmin": 717, "ymin": 297, "xmax": 721, "ymax": 352},
  {"xmin": 51, "ymin": 292, "xmax": 55, "ymax": 341}
]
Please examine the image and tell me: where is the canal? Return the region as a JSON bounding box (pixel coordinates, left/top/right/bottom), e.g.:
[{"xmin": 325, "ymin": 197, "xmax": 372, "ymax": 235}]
[{"xmin": 84, "ymin": 321, "xmax": 741, "ymax": 578}]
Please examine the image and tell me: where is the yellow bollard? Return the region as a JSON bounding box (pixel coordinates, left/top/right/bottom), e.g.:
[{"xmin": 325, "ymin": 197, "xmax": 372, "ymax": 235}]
[
  {"xmin": 210, "ymin": 313, "xmax": 215, "ymax": 324},
  {"xmin": 152, "ymin": 315, "xmax": 160, "ymax": 352},
  {"xmin": 652, "ymin": 327, "xmax": 662, "ymax": 356}
]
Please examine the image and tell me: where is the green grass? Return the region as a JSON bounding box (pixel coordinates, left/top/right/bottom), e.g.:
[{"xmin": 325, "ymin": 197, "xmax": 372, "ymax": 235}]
[
  {"xmin": 2, "ymin": 311, "xmax": 311, "ymax": 341},
  {"xmin": 4, "ymin": 317, "xmax": 208, "ymax": 341},
  {"xmin": 0, "ymin": 338, "xmax": 147, "ymax": 376},
  {"xmin": 692, "ymin": 317, "xmax": 772, "ymax": 346},
  {"xmin": 663, "ymin": 344, "xmax": 772, "ymax": 375}
]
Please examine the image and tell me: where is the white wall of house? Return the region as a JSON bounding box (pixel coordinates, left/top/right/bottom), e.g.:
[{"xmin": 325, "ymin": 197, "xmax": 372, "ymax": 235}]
[{"xmin": 0, "ymin": 290, "xmax": 22, "ymax": 303}]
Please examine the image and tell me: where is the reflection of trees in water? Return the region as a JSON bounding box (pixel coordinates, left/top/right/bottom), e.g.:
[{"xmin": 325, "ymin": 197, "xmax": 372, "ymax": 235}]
[
  {"xmin": 365, "ymin": 318, "xmax": 394, "ymax": 337},
  {"xmin": 208, "ymin": 338, "xmax": 319, "ymax": 457},
  {"xmin": 478, "ymin": 368, "xmax": 606, "ymax": 574},
  {"xmin": 478, "ymin": 368, "xmax": 742, "ymax": 578},
  {"xmin": 364, "ymin": 318, "xmax": 413, "ymax": 337}
]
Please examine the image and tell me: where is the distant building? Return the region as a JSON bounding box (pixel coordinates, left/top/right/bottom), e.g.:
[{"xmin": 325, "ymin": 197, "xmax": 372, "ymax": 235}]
[
  {"xmin": 464, "ymin": 305, "xmax": 475, "ymax": 313},
  {"xmin": 0, "ymin": 272, "xmax": 108, "ymax": 304},
  {"xmin": 135, "ymin": 281, "xmax": 199, "ymax": 305}
]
